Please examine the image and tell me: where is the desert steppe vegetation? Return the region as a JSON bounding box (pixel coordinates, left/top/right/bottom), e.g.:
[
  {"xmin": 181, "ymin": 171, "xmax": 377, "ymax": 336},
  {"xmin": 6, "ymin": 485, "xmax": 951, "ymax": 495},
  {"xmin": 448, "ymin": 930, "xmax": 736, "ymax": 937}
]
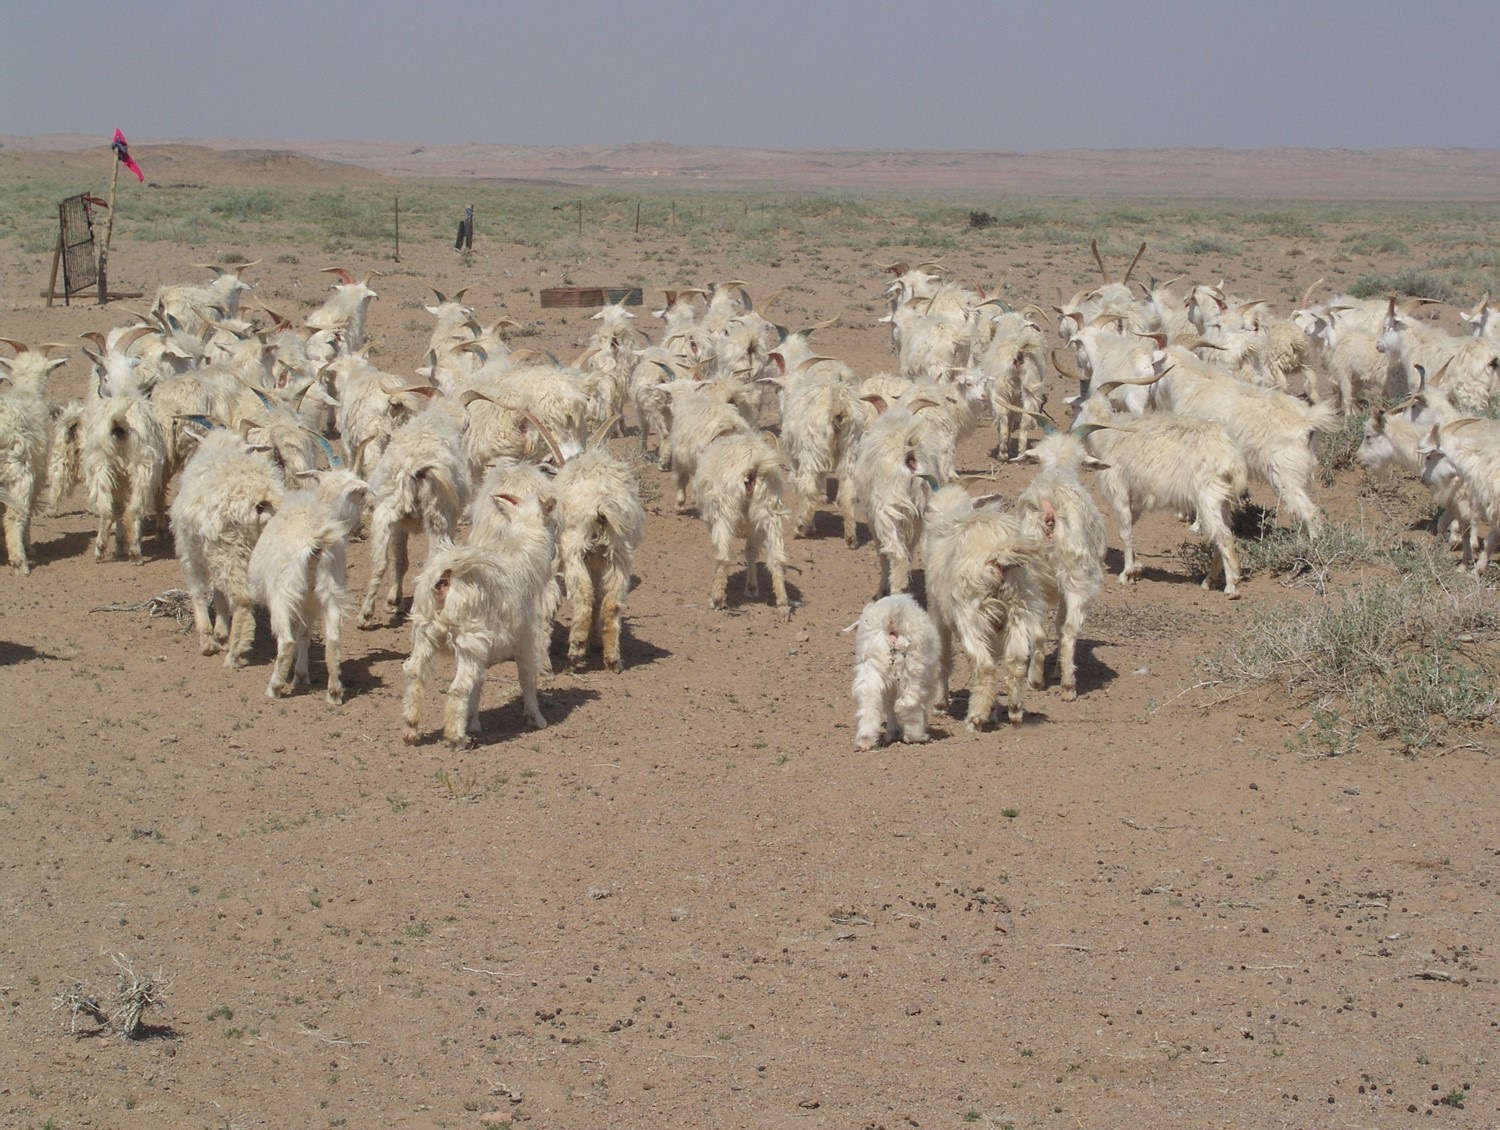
[{"xmin": 1, "ymin": 141, "xmax": 1497, "ymax": 1129}]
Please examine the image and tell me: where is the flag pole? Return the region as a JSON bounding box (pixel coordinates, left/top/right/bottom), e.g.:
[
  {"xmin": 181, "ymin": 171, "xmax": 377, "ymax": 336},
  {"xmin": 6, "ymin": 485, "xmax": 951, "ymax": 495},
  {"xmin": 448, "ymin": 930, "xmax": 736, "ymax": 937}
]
[{"xmin": 97, "ymin": 144, "xmax": 121, "ymax": 305}]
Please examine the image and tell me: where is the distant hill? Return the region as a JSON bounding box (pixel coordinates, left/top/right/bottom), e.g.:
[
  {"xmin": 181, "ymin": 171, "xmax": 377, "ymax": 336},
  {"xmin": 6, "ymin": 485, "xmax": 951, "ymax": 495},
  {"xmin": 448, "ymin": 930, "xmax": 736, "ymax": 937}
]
[{"xmin": 3, "ymin": 135, "xmax": 1497, "ymax": 199}]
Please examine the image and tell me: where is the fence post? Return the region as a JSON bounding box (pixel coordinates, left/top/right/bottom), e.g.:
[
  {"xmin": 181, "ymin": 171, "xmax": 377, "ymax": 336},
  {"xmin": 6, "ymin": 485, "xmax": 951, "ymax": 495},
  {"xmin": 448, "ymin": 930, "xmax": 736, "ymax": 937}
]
[{"xmin": 97, "ymin": 148, "xmax": 121, "ymax": 304}]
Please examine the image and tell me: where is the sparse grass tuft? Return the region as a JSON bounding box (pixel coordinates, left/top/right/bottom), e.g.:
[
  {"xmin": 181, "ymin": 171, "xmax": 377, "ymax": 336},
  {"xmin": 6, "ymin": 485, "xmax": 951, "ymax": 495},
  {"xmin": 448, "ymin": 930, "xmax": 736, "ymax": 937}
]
[
  {"xmin": 1347, "ymin": 270, "xmax": 1461, "ymax": 305},
  {"xmin": 1204, "ymin": 557, "xmax": 1499, "ymax": 754},
  {"xmin": 1316, "ymin": 411, "xmax": 1369, "ymax": 484}
]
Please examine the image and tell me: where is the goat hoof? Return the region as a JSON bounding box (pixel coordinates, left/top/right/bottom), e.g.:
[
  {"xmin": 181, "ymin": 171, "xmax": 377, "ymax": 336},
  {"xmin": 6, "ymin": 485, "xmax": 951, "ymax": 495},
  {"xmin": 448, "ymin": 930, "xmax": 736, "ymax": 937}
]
[
  {"xmin": 448, "ymin": 735, "xmax": 475, "ymax": 751},
  {"xmin": 1007, "ymin": 709, "xmax": 1024, "ymax": 726},
  {"xmin": 402, "ymin": 730, "xmax": 421, "ymax": 746},
  {"xmin": 603, "ymin": 657, "xmax": 623, "ymax": 674},
  {"xmin": 326, "ymin": 687, "xmax": 345, "ymax": 705},
  {"xmin": 1061, "ymin": 687, "xmax": 1077, "ymax": 702},
  {"xmin": 201, "ymin": 641, "xmax": 220, "ymax": 657}
]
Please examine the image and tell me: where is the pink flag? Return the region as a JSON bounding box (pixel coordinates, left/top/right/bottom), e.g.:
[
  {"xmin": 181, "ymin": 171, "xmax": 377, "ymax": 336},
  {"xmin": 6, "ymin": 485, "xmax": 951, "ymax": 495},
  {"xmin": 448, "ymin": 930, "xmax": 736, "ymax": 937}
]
[{"xmin": 111, "ymin": 128, "xmax": 144, "ymax": 183}]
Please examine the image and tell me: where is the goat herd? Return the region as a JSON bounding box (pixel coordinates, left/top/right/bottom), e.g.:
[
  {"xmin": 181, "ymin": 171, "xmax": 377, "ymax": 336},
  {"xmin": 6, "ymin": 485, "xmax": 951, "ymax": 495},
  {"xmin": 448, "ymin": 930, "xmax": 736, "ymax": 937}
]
[{"xmin": 1, "ymin": 246, "xmax": 1497, "ymax": 750}]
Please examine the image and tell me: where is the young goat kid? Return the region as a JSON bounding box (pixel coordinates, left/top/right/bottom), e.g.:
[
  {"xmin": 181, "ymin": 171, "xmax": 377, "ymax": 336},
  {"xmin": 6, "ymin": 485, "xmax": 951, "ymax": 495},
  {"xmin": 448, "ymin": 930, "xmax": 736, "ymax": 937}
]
[{"xmin": 849, "ymin": 593, "xmax": 942, "ymax": 752}]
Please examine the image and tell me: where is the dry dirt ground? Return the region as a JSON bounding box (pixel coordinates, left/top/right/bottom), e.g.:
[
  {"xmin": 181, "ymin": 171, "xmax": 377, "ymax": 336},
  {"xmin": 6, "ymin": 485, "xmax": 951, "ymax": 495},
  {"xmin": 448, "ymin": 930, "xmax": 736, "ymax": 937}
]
[{"xmin": 0, "ymin": 143, "xmax": 1497, "ymax": 1129}]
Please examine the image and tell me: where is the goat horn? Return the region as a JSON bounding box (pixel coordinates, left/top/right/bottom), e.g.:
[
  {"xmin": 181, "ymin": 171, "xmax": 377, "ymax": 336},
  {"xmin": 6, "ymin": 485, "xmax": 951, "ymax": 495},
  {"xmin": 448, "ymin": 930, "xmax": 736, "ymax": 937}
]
[
  {"xmin": 115, "ymin": 325, "xmax": 156, "ymax": 353},
  {"xmin": 1134, "ymin": 332, "xmax": 1168, "ymax": 351},
  {"xmin": 1096, "ymin": 369, "xmax": 1169, "ymax": 394},
  {"xmin": 523, "ymin": 412, "xmax": 566, "ymax": 466},
  {"xmin": 796, "ymin": 356, "xmax": 837, "ymax": 373},
  {"xmin": 906, "ymin": 398, "xmax": 941, "ymax": 413},
  {"xmin": 1121, "ymin": 242, "xmax": 1147, "ymax": 285},
  {"xmin": 1051, "ymin": 348, "xmax": 1085, "ymax": 381},
  {"xmin": 320, "ymin": 267, "xmax": 355, "ymax": 285},
  {"xmin": 309, "ymin": 431, "xmax": 343, "ymax": 469},
  {"xmin": 0, "ymin": 338, "xmax": 27, "ymax": 354},
  {"xmin": 861, "ymin": 394, "xmax": 889, "ymax": 414},
  {"xmin": 1090, "ymin": 238, "xmax": 1111, "ymax": 283},
  {"xmin": 1440, "ymin": 417, "xmax": 1485, "ymax": 436},
  {"xmin": 1298, "ymin": 278, "xmax": 1326, "ymax": 308},
  {"xmin": 459, "ymin": 389, "xmax": 495, "ymax": 409},
  {"xmin": 883, "ymin": 261, "xmax": 910, "ymax": 275},
  {"xmin": 587, "ymin": 414, "xmax": 620, "ymax": 450}
]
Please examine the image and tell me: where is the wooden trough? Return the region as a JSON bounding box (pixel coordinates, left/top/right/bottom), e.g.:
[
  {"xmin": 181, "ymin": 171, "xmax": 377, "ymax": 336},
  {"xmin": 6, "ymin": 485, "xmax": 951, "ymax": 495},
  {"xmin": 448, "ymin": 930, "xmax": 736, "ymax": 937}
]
[{"xmin": 539, "ymin": 286, "xmax": 643, "ymax": 309}]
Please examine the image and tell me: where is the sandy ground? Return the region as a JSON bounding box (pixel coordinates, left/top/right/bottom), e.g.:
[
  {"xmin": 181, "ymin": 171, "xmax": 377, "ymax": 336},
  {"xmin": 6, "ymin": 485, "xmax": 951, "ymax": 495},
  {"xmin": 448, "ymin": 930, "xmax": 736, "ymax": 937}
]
[{"xmin": 0, "ymin": 143, "xmax": 1496, "ymax": 1129}]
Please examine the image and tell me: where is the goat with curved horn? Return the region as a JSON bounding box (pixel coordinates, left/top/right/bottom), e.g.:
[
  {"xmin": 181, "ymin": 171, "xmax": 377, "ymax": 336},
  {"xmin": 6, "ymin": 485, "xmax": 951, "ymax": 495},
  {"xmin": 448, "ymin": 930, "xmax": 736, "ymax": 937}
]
[{"xmin": 1090, "ymin": 238, "xmax": 1111, "ymax": 284}]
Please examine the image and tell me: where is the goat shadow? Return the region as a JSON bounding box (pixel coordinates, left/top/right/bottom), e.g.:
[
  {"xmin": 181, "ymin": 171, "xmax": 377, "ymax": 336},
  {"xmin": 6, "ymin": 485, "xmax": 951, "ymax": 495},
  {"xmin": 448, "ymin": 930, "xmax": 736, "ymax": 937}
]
[
  {"xmin": 1102, "ymin": 548, "xmax": 1217, "ymax": 590},
  {"xmin": 715, "ymin": 567, "xmax": 803, "ymax": 614},
  {"xmin": 546, "ymin": 621, "xmax": 673, "ymax": 672},
  {"xmin": 28, "ymin": 528, "xmax": 98, "ymax": 566},
  {"xmin": 472, "ymin": 683, "xmax": 601, "ymax": 747},
  {"xmin": 938, "ymin": 636, "xmax": 1120, "ymax": 723},
  {"xmin": 337, "ymin": 646, "xmax": 407, "ymax": 698}
]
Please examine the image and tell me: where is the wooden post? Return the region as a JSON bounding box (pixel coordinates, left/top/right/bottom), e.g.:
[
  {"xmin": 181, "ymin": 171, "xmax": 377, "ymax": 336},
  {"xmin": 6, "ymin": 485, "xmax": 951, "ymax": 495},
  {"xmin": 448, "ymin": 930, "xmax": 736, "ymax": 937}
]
[
  {"xmin": 394, "ymin": 195, "xmax": 401, "ymax": 262},
  {"xmin": 635, "ymin": 201, "xmax": 641, "ymax": 234},
  {"xmin": 577, "ymin": 199, "xmax": 583, "ymax": 236},
  {"xmin": 97, "ymin": 147, "xmax": 121, "ymax": 304},
  {"xmin": 670, "ymin": 201, "xmax": 676, "ymax": 227},
  {"xmin": 46, "ymin": 226, "xmax": 63, "ymax": 308}
]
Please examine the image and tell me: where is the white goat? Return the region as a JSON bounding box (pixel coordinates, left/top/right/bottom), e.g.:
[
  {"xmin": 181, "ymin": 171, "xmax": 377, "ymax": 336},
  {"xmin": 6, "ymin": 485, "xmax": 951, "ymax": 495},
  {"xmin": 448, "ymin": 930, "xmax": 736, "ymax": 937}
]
[
  {"xmin": 153, "ymin": 261, "xmax": 257, "ymax": 339},
  {"xmin": 0, "ymin": 342, "xmax": 67, "ymax": 572},
  {"xmin": 964, "ymin": 310, "xmax": 1047, "ymax": 460},
  {"xmin": 1358, "ymin": 401, "xmax": 1479, "ymax": 564},
  {"xmin": 692, "ymin": 430, "xmax": 792, "ymax": 619},
  {"xmin": 326, "ymin": 353, "xmax": 434, "ymax": 477},
  {"xmin": 305, "ymin": 267, "xmax": 379, "ymax": 353},
  {"xmin": 849, "ymin": 593, "xmax": 942, "ymax": 751},
  {"xmin": 777, "ymin": 368, "xmax": 866, "ymax": 543},
  {"xmin": 1014, "ymin": 432, "xmax": 1107, "ymax": 700},
  {"xmin": 401, "ymin": 492, "xmax": 556, "ymax": 748},
  {"xmin": 923, "ymin": 486, "xmax": 1048, "ymax": 730},
  {"xmin": 82, "ymin": 383, "xmax": 168, "ymax": 564},
  {"xmin": 170, "ymin": 430, "xmax": 285, "ymax": 664},
  {"xmin": 1379, "ymin": 297, "xmax": 1500, "ymax": 413},
  {"xmin": 1070, "ymin": 387, "xmax": 1248, "ymax": 596},
  {"xmin": 1416, "ymin": 419, "xmax": 1500, "ymax": 573},
  {"xmin": 665, "ymin": 379, "xmax": 756, "ymax": 512},
  {"xmin": 248, "ymin": 468, "xmax": 368, "ymax": 703},
  {"xmin": 358, "ymin": 403, "xmax": 469, "ymax": 628},
  {"xmin": 1154, "ymin": 349, "xmax": 1337, "ymax": 534},
  {"xmin": 848, "ymin": 403, "xmax": 944, "ymax": 596},
  {"xmin": 544, "ymin": 418, "xmax": 645, "ymax": 672}
]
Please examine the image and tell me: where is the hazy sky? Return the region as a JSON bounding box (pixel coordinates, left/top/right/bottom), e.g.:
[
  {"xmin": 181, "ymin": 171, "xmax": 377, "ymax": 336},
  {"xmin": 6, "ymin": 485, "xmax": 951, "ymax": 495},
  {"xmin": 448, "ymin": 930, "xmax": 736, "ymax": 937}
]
[{"xmin": 6, "ymin": 0, "xmax": 1497, "ymax": 151}]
